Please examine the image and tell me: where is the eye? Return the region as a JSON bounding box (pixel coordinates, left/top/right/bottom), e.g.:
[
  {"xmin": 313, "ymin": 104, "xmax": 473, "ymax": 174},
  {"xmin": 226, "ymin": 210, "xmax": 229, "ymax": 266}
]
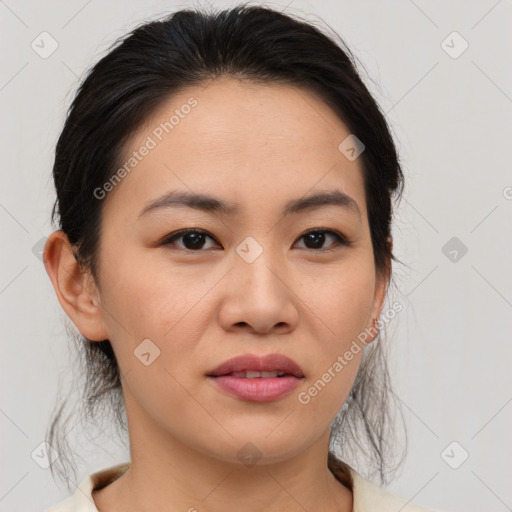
[
  {"xmin": 295, "ymin": 229, "xmax": 352, "ymax": 252},
  {"xmin": 159, "ymin": 228, "xmax": 351, "ymax": 253},
  {"xmin": 159, "ymin": 229, "xmax": 219, "ymax": 251}
]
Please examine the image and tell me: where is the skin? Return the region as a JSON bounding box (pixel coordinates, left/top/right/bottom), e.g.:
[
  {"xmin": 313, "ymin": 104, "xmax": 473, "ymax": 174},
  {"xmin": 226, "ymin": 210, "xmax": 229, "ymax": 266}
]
[{"xmin": 44, "ymin": 77, "xmax": 391, "ymax": 512}]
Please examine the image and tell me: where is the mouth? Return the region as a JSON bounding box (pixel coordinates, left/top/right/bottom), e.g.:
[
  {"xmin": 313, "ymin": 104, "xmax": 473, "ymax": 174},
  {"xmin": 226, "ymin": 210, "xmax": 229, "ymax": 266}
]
[
  {"xmin": 206, "ymin": 353, "xmax": 304, "ymax": 402},
  {"xmin": 206, "ymin": 353, "xmax": 304, "ymax": 379},
  {"xmin": 215, "ymin": 370, "xmax": 293, "ymax": 378}
]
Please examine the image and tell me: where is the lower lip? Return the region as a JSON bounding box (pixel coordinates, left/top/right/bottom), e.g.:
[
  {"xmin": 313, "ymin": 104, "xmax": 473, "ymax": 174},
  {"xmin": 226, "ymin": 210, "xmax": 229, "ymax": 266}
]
[{"xmin": 208, "ymin": 375, "xmax": 302, "ymax": 402}]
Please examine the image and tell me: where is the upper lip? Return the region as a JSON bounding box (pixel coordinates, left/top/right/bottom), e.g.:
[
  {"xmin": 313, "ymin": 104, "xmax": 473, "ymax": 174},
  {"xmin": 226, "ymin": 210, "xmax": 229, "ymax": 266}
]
[{"xmin": 207, "ymin": 353, "xmax": 304, "ymax": 378}]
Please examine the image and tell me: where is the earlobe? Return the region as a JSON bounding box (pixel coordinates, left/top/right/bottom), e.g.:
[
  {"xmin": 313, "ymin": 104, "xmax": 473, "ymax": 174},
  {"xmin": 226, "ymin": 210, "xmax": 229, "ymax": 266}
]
[{"xmin": 43, "ymin": 230, "xmax": 109, "ymax": 341}]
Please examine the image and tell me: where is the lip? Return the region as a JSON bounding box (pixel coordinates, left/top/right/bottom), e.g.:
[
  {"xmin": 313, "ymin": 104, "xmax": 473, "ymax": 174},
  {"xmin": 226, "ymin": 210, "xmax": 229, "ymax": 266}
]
[
  {"xmin": 206, "ymin": 353, "xmax": 305, "ymax": 403},
  {"xmin": 207, "ymin": 353, "xmax": 304, "ymax": 378},
  {"xmin": 208, "ymin": 375, "xmax": 302, "ymax": 402}
]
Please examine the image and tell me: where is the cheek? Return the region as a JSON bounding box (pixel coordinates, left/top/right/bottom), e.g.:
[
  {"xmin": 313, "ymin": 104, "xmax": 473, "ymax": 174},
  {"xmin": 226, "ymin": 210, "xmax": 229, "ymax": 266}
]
[
  {"xmin": 299, "ymin": 259, "xmax": 375, "ymax": 399},
  {"xmin": 301, "ymin": 257, "xmax": 376, "ymax": 344},
  {"xmin": 98, "ymin": 240, "xmax": 189, "ymax": 331},
  {"xmin": 99, "ymin": 267, "xmax": 208, "ymax": 422},
  {"xmin": 98, "ymin": 254, "xmax": 214, "ymax": 378}
]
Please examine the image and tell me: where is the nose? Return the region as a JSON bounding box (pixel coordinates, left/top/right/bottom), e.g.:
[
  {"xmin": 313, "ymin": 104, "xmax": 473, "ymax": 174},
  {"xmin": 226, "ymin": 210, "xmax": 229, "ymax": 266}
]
[{"xmin": 218, "ymin": 244, "xmax": 299, "ymax": 335}]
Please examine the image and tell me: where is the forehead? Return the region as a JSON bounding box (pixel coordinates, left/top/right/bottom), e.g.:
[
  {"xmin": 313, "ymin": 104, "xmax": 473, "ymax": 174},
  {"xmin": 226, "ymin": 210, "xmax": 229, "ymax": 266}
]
[
  {"xmin": 152, "ymin": 77, "xmax": 348, "ymax": 151},
  {"xmin": 106, "ymin": 77, "xmax": 367, "ymax": 219}
]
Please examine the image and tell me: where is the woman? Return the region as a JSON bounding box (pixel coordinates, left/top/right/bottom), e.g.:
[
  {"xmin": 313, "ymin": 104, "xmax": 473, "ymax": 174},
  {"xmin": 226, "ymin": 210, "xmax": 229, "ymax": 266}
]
[{"xmin": 43, "ymin": 4, "xmax": 434, "ymax": 511}]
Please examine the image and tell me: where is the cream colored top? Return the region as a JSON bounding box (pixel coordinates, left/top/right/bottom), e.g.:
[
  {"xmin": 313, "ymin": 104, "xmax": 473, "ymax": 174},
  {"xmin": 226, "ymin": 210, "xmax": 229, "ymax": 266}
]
[{"xmin": 44, "ymin": 461, "xmax": 435, "ymax": 511}]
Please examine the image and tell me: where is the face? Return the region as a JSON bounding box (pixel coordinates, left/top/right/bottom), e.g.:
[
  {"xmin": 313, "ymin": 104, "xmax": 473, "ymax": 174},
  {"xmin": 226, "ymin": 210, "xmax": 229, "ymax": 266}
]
[{"xmin": 80, "ymin": 77, "xmax": 388, "ymax": 465}]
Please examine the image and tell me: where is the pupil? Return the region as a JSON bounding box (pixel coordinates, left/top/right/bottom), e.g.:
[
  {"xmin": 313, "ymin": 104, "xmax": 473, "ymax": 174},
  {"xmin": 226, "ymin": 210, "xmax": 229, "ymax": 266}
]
[
  {"xmin": 184, "ymin": 232, "xmax": 204, "ymax": 250},
  {"xmin": 305, "ymin": 232, "xmax": 324, "ymax": 249}
]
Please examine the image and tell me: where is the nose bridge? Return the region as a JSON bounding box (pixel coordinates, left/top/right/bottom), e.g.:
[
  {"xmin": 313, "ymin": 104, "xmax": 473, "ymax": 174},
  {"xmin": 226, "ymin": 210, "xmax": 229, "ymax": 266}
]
[{"xmin": 233, "ymin": 233, "xmax": 286, "ymax": 297}]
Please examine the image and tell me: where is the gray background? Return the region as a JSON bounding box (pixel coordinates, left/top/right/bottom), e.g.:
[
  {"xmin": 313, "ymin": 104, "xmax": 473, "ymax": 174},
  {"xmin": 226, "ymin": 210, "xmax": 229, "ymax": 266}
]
[{"xmin": 1, "ymin": 0, "xmax": 511, "ymax": 511}]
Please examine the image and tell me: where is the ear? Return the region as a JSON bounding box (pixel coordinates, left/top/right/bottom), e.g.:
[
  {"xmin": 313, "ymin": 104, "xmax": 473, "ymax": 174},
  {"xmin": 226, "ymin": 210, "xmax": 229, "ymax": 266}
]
[
  {"xmin": 43, "ymin": 230, "xmax": 109, "ymax": 341},
  {"xmin": 364, "ymin": 236, "xmax": 393, "ymax": 344}
]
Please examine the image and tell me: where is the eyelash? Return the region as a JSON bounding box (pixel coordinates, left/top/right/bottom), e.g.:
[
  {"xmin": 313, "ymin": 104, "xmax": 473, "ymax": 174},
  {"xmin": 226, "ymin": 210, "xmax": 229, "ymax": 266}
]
[{"xmin": 158, "ymin": 228, "xmax": 352, "ymax": 253}]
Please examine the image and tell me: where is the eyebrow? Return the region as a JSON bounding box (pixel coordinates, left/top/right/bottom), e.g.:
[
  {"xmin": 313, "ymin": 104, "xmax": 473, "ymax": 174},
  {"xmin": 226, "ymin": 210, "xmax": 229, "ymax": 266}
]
[{"xmin": 138, "ymin": 189, "xmax": 362, "ymax": 220}]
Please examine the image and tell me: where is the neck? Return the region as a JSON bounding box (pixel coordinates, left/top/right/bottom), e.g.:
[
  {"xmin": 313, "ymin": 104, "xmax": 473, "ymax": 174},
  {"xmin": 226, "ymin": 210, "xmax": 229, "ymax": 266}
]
[{"xmin": 93, "ymin": 403, "xmax": 353, "ymax": 512}]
